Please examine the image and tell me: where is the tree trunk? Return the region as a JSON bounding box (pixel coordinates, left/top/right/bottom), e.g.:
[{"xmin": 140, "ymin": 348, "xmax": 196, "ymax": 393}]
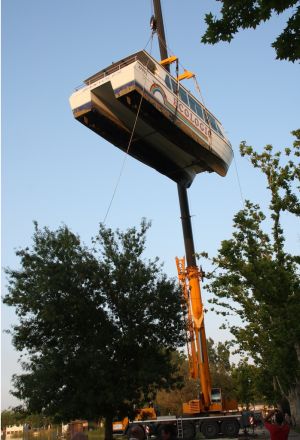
[
  {"xmin": 288, "ymin": 385, "xmax": 300, "ymax": 426},
  {"xmin": 288, "ymin": 342, "xmax": 300, "ymax": 426},
  {"xmin": 105, "ymin": 414, "xmax": 113, "ymax": 440}
]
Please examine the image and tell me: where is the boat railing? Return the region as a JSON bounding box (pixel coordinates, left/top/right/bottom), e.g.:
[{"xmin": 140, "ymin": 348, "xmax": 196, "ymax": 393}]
[
  {"xmin": 74, "ymin": 51, "xmax": 157, "ymax": 91},
  {"xmin": 74, "ymin": 83, "xmax": 86, "ymax": 91},
  {"xmin": 84, "ymin": 54, "xmax": 143, "ymax": 86},
  {"xmin": 74, "ymin": 54, "xmax": 140, "ymax": 91}
]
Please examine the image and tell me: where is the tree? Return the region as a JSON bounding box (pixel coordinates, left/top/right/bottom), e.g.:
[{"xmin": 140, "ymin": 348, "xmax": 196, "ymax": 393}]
[
  {"xmin": 207, "ymin": 338, "xmax": 235, "ymax": 400},
  {"xmin": 4, "ymin": 220, "xmax": 185, "ymax": 439},
  {"xmin": 201, "ymin": 131, "xmax": 300, "ymax": 410},
  {"xmin": 231, "ymin": 361, "xmax": 261, "ymax": 407},
  {"xmin": 1, "ymin": 407, "xmax": 53, "ymax": 429},
  {"xmin": 155, "ymin": 338, "xmax": 237, "ymax": 415},
  {"xmin": 155, "ymin": 351, "xmax": 199, "ymax": 415},
  {"xmin": 202, "ymin": 1, "xmax": 300, "ymax": 62},
  {"xmin": 1, "ymin": 409, "xmax": 24, "ymax": 427}
]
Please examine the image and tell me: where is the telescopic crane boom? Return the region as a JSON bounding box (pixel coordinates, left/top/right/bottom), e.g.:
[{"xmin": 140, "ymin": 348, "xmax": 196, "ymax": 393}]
[
  {"xmin": 153, "ymin": 0, "xmax": 213, "ymax": 413},
  {"xmin": 153, "ymin": 0, "xmax": 236, "ymax": 415},
  {"xmin": 176, "ymin": 257, "xmax": 212, "ymax": 410}
]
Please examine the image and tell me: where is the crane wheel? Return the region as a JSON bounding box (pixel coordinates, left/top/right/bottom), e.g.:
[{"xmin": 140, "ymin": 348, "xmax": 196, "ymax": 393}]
[
  {"xmin": 127, "ymin": 425, "xmax": 145, "ymax": 440},
  {"xmin": 220, "ymin": 420, "xmax": 240, "ymax": 437},
  {"xmin": 182, "ymin": 421, "xmax": 196, "ymax": 440},
  {"xmin": 201, "ymin": 420, "xmax": 219, "ymax": 439},
  {"xmin": 156, "ymin": 424, "xmax": 176, "ymax": 440}
]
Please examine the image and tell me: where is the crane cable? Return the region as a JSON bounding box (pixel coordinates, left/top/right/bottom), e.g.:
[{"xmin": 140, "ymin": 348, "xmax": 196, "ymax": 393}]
[
  {"xmin": 155, "ymin": 30, "xmax": 213, "ymax": 150},
  {"xmin": 102, "ymin": 33, "xmax": 155, "ymax": 224},
  {"xmin": 192, "ymin": 76, "xmax": 213, "ymax": 150},
  {"xmin": 233, "ymin": 153, "xmax": 246, "ymax": 209},
  {"xmin": 103, "ymin": 21, "xmax": 244, "ymax": 222},
  {"xmin": 155, "ymin": 27, "xmax": 246, "ymax": 206},
  {"xmin": 193, "ymin": 66, "xmax": 245, "ymax": 207}
]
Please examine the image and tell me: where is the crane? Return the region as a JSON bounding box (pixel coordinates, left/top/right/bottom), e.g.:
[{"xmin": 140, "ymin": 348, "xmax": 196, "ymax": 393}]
[{"xmin": 153, "ymin": 0, "xmax": 237, "ymax": 419}]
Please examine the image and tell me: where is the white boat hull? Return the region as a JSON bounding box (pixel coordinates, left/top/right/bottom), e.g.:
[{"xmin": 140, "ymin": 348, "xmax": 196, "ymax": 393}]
[{"xmin": 70, "ymin": 51, "xmax": 233, "ymax": 187}]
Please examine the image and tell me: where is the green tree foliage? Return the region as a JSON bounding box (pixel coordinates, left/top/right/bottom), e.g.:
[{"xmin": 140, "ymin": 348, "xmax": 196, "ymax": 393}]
[
  {"xmin": 156, "ymin": 339, "xmax": 237, "ymax": 415},
  {"xmin": 3, "ymin": 220, "xmax": 185, "ymax": 439},
  {"xmin": 231, "ymin": 361, "xmax": 262, "ymax": 407},
  {"xmin": 155, "ymin": 351, "xmax": 199, "ymax": 415},
  {"xmin": 202, "ymin": 1, "xmax": 300, "ymax": 62},
  {"xmin": 207, "ymin": 338, "xmax": 235, "ymax": 400},
  {"xmin": 1, "ymin": 408, "xmax": 53, "ymax": 428},
  {"xmin": 1, "ymin": 409, "xmax": 23, "ymax": 427},
  {"xmin": 202, "ymin": 130, "xmax": 300, "ymax": 402}
]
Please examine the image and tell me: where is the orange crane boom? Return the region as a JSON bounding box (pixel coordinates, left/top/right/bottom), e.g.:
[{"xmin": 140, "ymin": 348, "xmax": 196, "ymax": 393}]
[
  {"xmin": 176, "ymin": 256, "xmax": 238, "ymax": 415},
  {"xmin": 176, "ymin": 258, "xmax": 211, "ymax": 409}
]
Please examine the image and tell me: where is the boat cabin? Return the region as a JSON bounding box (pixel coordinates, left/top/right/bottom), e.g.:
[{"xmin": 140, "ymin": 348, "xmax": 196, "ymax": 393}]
[{"xmin": 69, "ymin": 50, "xmax": 233, "ymax": 187}]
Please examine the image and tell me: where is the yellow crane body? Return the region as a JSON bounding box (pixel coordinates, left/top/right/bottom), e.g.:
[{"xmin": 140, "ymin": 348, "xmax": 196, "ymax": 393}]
[{"xmin": 176, "ymin": 257, "xmax": 237, "ymax": 415}]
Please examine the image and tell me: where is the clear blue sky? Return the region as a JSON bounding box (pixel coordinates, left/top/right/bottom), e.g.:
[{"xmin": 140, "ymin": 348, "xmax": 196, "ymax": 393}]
[{"xmin": 2, "ymin": 1, "xmax": 299, "ymax": 409}]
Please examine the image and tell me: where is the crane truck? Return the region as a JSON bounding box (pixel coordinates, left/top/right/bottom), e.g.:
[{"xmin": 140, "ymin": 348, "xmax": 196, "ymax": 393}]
[{"xmin": 116, "ymin": 256, "xmax": 242, "ymax": 440}]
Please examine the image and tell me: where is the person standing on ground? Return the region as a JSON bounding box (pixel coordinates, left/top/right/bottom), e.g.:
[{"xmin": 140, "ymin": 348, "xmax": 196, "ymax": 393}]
[{"xmin": 264, "ymin": 409, "xmax": 290, "ymax": 440}]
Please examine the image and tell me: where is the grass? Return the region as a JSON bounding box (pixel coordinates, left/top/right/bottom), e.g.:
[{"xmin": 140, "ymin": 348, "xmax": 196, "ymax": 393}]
[
  {"xmin": 87, "ymin": 429, "xmax": 128, "ymax": 440},
  {"xmin": 87, "ymin": 429, "xmax": 105, "ymax": 440}
]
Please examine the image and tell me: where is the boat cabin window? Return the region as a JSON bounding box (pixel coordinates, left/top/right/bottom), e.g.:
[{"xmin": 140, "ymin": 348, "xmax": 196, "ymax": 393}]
[
  {"xmin": 163, "ymin": 74, "xmax": 225, "ymax": 139},
  {"xmin": 188, "ymin": 96, "xmax": 197, "ymax": 114},
  {"xmin": 171, "ymin": 78, "xmax": 179, "ymax": 94},
  {"xmin": 179, "ymin": 87, "xmax": 189, "ymax": 106},
  {"xmin": 216, "ymin": 122, "xmax": 224, "ymax": 138},
  {"xmin": 164, "ymin": 75, "xmax": 179, "ymax": 94},
  {"xmin": 164, "ymin": 75, "xmax": 172, "ymax": 91},
  {"xmin": 189, "ymin": 96, "xmax": 204, "ymax": 120},
  {"xmin": 206, "ymin": 113, "xmax": 224, "ymax": 138},
  {"xmin": 196, "ymin": 104, "xmax": 204, "ymax": 119},
  {"xmin": 208, "ymin": 114, "xmax": 218, "ymax": 133},
  {"xmin": 203, "ymin": 109, "xmax": 209, "ymax": 125},
  {"xmin": 208, "ymin": 113, "xmax": 224, "ymax": 137}
]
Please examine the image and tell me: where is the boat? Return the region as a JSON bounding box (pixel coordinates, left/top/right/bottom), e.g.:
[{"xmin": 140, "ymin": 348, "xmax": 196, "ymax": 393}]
[{"xmin": 69, "ymin": 50, "xmax": 233, "ymax": 187}]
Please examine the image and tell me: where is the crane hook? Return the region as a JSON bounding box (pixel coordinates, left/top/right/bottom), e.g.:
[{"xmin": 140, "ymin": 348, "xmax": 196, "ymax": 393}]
[{"xmin": 150, "ymin": 15, "xmax": 157, "ymax": 32}]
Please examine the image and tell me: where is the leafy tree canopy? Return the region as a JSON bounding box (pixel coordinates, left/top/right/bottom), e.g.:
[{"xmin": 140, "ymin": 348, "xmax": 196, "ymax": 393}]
[
  {"xmin": 155, "ymin": 351, "xmax": 198, "ymax": 416},
  {"xmin": 201, "ymin": 130, "xmax": 300, "ymax": 401},
  {"xmin": 207, "ymin": 338, "xmax": 235, "ymax": 400},
  {"xmin": 231, "ymin": 361, "xmax": 264, "ymax": 407},
  {"xmin": 156, "ymin": 339, "xmax": 236, "ymax": 415},
  {"xmin": 202, "ymin": 1, "xmax": 300, "ymax": 62},
  {"xmin": 4, "ymin": 220, "xmax": 185, "ymax": 437},
  {"xmin": 1, "ymin": 408, "xmax": 53, "ymax": 429}
]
